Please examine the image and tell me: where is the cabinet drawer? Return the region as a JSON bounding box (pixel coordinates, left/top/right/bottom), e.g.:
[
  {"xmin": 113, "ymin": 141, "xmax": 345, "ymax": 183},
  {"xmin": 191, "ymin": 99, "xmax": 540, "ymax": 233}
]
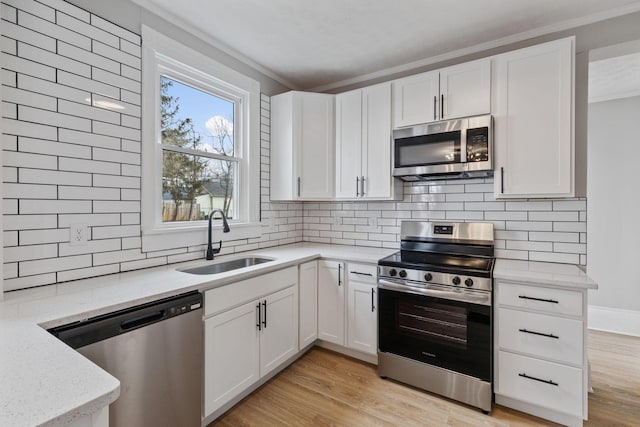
[
  {"xmin": 347, "ymin": 263, "xmax": 377, "ymax": 284},
  {"xmin": 498, "ymin": 308, "xmax": 583, "ymax": 365},
  {"xmin": 498, "ymin": 351, "xmax": 582, "ymax": 417},
  {"xmin": 204, "ymin": 267, "xmax": 298, "ymax": 317},
  {"xmin": 498, "ymin": 282, "xmax": 582, "ymax": 317}
]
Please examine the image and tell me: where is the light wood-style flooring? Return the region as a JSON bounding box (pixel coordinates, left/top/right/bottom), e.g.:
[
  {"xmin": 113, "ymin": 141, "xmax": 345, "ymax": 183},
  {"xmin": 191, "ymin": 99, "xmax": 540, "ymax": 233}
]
[{"xmin": 210, "ymin": 330, "xmax": 640, "ymax": 426}]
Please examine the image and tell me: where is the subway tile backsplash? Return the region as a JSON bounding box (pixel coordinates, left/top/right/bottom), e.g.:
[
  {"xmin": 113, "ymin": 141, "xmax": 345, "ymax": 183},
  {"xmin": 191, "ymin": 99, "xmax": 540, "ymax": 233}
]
[
  {"xmin": 1, "ymin": 0, "xmax": 586, "ymax": 293},
  {"xmin": 302, "ymin": 182, "xmax": 587, "ymax": 266}
]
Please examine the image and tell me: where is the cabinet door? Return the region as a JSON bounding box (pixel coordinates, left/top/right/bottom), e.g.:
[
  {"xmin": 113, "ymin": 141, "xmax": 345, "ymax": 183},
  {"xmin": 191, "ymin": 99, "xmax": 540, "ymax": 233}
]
[
  {"xmin": 347, "ymin": 280, "xmax": 377, "ymax": 355},
  {"xmin": 335, "ymin": 89, "xmax": 363, "ymax": 198},
  {"xmin": 270, "ymin": 92, "xmax": 295, "ymax": 200},
  {"xmin": 392, "ymin": 70, "xmax": 439, "ymax": 128},
  {"xmin": 298, "ymin": 261, "xmax": 318, "ymax": 349},
  {"xmin": 317, "ymin": 260, "xmax": 345, "ymax": 345},
  {"xmin": 493, "ymin": 37, "xmax": 574, "ymax": 198},
  {"xmin": 439, "ymin": 58, "xmax": 491, "ymax": 120},
  {"xmin": 296, "ymin": 92, "xmax": 335, "ymax": 199},
  {"xmin": 362, "ymin": 82, "xmax": 393, "ymax": 199},
  {"xmin": 260, "ymin": 286, "xmax": 299, "ymax": 377},
  {"xmin": 204, "ymin": 300, "xmax": 260, "ymax": 416}
]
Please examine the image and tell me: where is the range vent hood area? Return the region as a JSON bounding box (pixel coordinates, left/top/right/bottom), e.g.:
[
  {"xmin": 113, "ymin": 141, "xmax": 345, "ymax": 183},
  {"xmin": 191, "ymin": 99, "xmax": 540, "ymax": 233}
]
[{"xmin": 396, "ymin": 170, "xmax": 494, "ymax": 182}]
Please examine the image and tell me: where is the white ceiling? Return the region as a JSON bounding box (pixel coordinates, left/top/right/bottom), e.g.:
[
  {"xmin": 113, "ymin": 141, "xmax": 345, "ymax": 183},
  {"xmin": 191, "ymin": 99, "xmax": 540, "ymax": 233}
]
[{"xmin": 133, "ymin": 0, "xmax": 640, "ymax": 90}]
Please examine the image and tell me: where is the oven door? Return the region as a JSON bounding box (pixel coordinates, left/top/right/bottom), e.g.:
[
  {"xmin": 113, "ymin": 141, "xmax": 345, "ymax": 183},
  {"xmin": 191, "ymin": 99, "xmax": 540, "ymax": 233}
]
[{"xmin": 378, "ymin": 284, "xmax": 491, "ymax": 381}]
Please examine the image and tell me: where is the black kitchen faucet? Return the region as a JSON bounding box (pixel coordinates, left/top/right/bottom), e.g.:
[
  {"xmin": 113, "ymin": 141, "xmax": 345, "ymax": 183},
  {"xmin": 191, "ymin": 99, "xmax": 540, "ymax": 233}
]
[{"xmin": 206, "ymin": 209, "xmax": 230, "ymax": 260}]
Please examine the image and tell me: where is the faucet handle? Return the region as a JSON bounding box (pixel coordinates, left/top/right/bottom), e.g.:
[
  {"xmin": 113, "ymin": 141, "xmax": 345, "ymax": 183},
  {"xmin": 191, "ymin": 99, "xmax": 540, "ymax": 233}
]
[{"xmin": 212, "ymin": 240, "xmax": 222, "ymax": 255}]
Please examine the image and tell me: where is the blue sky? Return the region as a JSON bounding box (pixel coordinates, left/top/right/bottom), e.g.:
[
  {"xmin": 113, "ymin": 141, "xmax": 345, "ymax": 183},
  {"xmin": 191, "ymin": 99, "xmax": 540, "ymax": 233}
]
[{"xmin": 162, "ymin": 76, "xmax": 234, "ymax": 151}]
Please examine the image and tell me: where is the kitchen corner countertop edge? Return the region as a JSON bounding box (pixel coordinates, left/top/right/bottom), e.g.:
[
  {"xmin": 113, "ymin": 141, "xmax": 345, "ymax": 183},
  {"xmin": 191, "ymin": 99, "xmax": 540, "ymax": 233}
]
[
  {"xmin": 0, "ymin": 243, "xmax": 394, "ymax": 427},
  {"xmin": 494, "ymin": 259, "xmax": 598, "ymax": 290}
]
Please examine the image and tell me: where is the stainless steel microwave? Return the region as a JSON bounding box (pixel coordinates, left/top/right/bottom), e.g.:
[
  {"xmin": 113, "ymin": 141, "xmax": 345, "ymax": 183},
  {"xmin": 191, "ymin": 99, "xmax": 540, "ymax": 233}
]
[{"xmin": 392, "ymin": 115, "xmax": 493, "ymax": 181}]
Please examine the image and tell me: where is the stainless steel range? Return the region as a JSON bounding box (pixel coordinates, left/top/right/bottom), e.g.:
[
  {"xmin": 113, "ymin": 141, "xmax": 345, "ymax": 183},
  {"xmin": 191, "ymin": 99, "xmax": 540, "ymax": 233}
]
[{"xmin": 377, "ymin": 221, "xmax": 495, "ymax": 412}]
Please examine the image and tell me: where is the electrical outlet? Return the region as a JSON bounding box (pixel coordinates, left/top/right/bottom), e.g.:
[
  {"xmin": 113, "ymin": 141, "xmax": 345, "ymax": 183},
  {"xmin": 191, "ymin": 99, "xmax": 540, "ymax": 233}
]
[{"xmin": 69, "ymin": 223, "xmax": 88, "ymax": 246}]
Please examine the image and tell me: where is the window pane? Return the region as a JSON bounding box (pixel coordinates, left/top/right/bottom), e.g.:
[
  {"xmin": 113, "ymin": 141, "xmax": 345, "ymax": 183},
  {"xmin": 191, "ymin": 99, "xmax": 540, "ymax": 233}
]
[
  {"xmin": 160, "ymin": 76, "xmax": 235, "ymax": 156},
  {"xmin": 162, "ymin": 151, "xmax": 236, "ymax": 222}
]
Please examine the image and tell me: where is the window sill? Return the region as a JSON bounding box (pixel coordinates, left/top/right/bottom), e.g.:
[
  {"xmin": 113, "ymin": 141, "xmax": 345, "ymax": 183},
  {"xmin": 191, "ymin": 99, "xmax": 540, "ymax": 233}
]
[{"xmin": 141, "ymin": 222, "xmax": 262, "ymax": 253}]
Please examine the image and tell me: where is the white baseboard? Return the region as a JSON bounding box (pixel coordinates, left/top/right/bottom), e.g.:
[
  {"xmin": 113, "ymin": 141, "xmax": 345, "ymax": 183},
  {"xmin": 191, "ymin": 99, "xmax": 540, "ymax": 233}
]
[{"xmin": 588, "ymin": 305, "xmax": 640, "ymax": 337}]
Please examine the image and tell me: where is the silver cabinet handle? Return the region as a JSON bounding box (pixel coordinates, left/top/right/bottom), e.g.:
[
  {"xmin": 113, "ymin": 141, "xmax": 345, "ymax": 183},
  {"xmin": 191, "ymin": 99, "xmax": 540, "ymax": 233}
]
[
  {"xmin": 371, "ymin": 288, "xmax": 376, "ymax": 312},
  {"xmin": 338, "ymin": 264, "xmax": 342, "ymax": 286},
  {"xmin": 356, "ymin": 176, "xmax": 360, "ymax": 197},
  {"xmin": 361, "ymin": 176, "xmax": 365, "ymax": 197},
  {"xmin": 441, "ymin": 94, "xmax": 444, "ymax": 119},
  {"xmin": 297, "ymin": 177, "xmax": 301, "ymax": 197},
  {"xmin": 500, "ymin": 167, "xmax": 504, "ymax": 194}
]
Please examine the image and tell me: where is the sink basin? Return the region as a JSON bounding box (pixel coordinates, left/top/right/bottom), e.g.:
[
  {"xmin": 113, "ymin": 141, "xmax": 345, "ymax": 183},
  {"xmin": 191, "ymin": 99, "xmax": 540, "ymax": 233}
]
[{"xmin": 178, "ymin": 257, "xmax": 274, "ymax": 275}]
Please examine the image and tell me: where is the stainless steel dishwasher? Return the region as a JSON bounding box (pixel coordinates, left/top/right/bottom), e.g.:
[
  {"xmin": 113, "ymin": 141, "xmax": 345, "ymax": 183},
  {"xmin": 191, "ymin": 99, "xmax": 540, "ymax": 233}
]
[{"xmin": 49, "ymin": 291, "xmax": 203, "ymax": 427}]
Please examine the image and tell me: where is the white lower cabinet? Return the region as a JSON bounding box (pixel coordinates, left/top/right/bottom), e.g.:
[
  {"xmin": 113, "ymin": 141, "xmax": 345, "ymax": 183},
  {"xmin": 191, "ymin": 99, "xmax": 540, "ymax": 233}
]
[
  {"xmin": 317, "ymin": 260, "xmax": 345, "ymax": 345},
  {"xmin": 203, "ymin": 268, "xmax": 298, "ymax": 418},
  {"xmin": 495, "ymin": 280, "xmax": 588, "ymax": 426},
  {"xmin": 260, "ymin": 286, "xmax": 299, "ymax": 375},
  {"xmin": 298, "ymin": 260, "xmax": 318, "ymax": 349},
  {"xmin": 498, "ymin": 351, "xmax": 583, "ymax": 417},
  {"xmin": 204, "ymin": 299, "xmax": 261, "ymax": 416},
  {"xmin": 347, "ymin": 264, "xmax": 378, "ymax": 355}
]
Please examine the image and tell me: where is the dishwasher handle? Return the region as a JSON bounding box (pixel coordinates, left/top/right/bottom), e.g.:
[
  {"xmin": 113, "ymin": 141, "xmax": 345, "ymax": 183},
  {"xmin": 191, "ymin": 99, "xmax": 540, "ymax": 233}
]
[
  {"xmin": 121, "ymin": 310, "xmax": 165, "ymax": 331},
  {"xmin": 49, "ymin": 291, "xmax": 202, "ymax": 349}
]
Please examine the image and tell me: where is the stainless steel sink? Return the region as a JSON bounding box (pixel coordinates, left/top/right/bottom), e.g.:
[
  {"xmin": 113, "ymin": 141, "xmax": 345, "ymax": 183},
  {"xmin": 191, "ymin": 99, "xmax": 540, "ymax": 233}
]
[{"xmin": 178, "ymin": 257, "xmax": 274, "ymax": 275}]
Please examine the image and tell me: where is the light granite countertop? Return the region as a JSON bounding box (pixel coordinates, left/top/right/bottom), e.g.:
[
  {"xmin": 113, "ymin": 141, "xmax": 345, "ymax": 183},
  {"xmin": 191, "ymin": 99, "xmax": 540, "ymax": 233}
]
[
  {"xmin": 494, "ymin": 259, "xmax": 598, "ymax": 290},
  {"xmin": 0, "ymin": 243, "xmax": 597, "ymax": 426},
  {"xmin": 0, "ymin": 243, "xmax": 393, "ymax": 427}
]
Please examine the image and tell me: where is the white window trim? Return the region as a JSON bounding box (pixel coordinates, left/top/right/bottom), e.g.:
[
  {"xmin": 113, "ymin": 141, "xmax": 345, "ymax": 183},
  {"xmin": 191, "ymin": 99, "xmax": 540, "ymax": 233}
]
[{"xmin": 141, "ymin": 26, "xmax": 261, "ymax": 252}]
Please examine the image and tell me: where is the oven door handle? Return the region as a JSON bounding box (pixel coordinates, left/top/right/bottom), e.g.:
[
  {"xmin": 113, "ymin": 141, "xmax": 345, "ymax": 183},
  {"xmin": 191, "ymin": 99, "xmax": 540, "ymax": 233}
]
[{"xmin": 377, "ymin": 279, "xmax": 491, "ymax": 306}]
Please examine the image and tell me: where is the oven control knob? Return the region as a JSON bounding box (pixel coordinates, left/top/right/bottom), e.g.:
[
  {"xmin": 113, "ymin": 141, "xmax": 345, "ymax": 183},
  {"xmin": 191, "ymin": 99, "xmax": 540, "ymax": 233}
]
[
  {"xmin": 465, "ymin": 278, "xmax": 474, "ymax": 287},
  {"xmin": 399, "ymin": 270, "xmax": 407, "ymax": 278},
  {"xmin": 424, "ymin": 273, "xmax": 433, "ymax": 282},
  {"xmin": 452, "ymin": 276, "xmax": 461, "ymax": 286},
  {"xmin": 389, "ymin": 269, "xmax": 397, "ymax": 277}
]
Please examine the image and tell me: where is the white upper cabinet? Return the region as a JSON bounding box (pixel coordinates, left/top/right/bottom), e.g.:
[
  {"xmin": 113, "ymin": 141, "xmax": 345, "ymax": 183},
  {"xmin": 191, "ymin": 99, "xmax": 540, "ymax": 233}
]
[
  {"xmin": 439, "ymin": 59, "xmax": 491, "ymax": 121},
  {"xmin": 392, "ymin": 70, "xmax": 440, "ymax": 128},
  {"xmin": 271, "ymin": 91, "xmax": 335, "ymax": 201},
  {"xmin": 392, "ymin": 58, "xmax": 491, "ymax": 128},
  {"xmin": 492, "ymin": 37, "xmax": 574, "ymax": 198},
  {"xmin": 336, "ymin": 82, "xmax": 399, "ymax": 200}
]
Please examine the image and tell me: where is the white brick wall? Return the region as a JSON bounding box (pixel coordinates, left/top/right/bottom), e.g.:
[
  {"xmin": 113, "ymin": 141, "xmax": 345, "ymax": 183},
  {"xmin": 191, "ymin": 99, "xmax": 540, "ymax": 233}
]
[
  {"xmin": 0, "ymin": 0, "xmax": 588, "ymax": 293},
  {"xmin": 302, "ymin": 181, "xmax": 587, "ymax": 265},
  {"xmin": 1, "ymin": 0, "xmax": 303, "ymax": 291}
]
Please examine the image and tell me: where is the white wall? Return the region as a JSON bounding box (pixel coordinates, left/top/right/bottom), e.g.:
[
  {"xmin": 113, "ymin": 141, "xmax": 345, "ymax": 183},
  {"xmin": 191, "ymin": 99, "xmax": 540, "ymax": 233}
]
[
  {"xmin": 587, "ymin": 96, "xmax": 640, "ymax": 313},
  {"xmin": 0, "ymin": 0, "xmax": 301, "ymax": 292}
]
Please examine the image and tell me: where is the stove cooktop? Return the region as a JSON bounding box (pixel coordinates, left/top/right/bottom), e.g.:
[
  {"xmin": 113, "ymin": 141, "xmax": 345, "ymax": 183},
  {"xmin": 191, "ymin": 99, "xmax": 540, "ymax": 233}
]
[{"xmin": 378, "ymin": 251, "xmax": 494, "ymax": 278}]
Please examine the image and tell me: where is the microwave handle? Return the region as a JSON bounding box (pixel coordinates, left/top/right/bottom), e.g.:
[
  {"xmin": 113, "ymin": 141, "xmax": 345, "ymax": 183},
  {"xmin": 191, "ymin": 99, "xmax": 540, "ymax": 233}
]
[{"xmin": 460, "ymin": 127, "xmax": 467, "ymax": 163}]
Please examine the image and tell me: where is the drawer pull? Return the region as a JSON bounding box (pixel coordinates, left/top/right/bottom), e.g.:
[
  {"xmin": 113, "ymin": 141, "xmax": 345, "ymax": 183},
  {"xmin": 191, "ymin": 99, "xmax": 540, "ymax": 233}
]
[
  {"xmin": 518, "ymin": 328, "xmax": 559, "ymax": 339},
  {"xmin": 518, "ymin": 295, "xmax": 559, "ymax": 304},
  {"xmin": 350, "ymin": 271, "xmax": 373, "ymax": 277},
  {"xmin": 519, "ymin": 373, "xmax": 558, "ymax": 386}
]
